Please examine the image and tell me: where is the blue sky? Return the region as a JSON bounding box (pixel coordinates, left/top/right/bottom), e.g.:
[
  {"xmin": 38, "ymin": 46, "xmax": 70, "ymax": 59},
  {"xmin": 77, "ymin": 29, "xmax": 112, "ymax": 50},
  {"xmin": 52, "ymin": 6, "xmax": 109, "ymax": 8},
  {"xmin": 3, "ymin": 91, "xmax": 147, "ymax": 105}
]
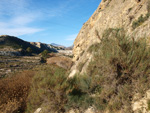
[{"xmin": 0, "ymin": 0, "xmax": 101, "ymax": 47}]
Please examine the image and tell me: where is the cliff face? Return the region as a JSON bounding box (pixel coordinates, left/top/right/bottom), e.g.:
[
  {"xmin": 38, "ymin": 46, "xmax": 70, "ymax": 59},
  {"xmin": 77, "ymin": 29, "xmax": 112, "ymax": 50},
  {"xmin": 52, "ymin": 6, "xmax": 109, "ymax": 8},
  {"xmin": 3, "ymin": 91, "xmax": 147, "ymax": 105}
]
[
  {"xmin": 70, "ymin": 0, "xmax": 150, "ymax": 76},
  {"xmin": 30, "ymin": 42, "xmax": 58, "ymax": 52},
  {"xmin": 68, "ymin": 0, "xmax": 150, "ymax": 112},
  {"xmin": 73, "ymin": 0, "xmax": 150, "ymax": 61}
]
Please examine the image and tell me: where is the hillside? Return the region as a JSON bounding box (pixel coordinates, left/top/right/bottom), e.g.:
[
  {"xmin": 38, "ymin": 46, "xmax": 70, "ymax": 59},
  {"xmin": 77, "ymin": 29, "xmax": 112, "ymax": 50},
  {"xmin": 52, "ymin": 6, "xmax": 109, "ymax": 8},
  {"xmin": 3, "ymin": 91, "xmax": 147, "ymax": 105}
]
[
  {"xmin": 0, "ymin": 35, "xmax": 42, "ymax": 54},
  {"xmin": 0, "ymin": 35, "xmax": 58, "ymax": 55},
  {"xmin": 25, "ymin": 0, "xmax": 150, "ymax": 113},
  {"xmin": 2, "ymin": 0, "xmax": 150, "ymax": 113},
  {"xmin": 51, "ymin": 43, "xmax": 66, "ymax": 49},
  {"xmin": 68, "ymin": 0, "xmax": 150, "ymax": 112},
  {"xmin": 70, "ymin": 0, "xmax": 150, "ymax": 77}
]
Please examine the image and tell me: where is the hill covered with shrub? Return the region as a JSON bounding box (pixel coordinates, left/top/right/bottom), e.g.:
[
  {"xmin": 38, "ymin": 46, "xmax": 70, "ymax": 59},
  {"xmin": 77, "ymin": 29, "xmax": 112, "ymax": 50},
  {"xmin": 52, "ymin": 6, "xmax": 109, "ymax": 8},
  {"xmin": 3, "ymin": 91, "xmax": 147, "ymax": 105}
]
[{"xmin": 0, "ymin": 35, "xmax": 58, "ymax": 55}]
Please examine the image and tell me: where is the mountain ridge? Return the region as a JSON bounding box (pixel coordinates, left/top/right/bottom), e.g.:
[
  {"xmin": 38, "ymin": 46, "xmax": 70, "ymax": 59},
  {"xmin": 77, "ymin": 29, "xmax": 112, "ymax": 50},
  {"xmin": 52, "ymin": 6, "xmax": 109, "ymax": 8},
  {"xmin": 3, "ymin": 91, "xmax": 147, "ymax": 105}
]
[{"xmin": 0, "ymin": 35, "xmax": 68, "ymax": 56}]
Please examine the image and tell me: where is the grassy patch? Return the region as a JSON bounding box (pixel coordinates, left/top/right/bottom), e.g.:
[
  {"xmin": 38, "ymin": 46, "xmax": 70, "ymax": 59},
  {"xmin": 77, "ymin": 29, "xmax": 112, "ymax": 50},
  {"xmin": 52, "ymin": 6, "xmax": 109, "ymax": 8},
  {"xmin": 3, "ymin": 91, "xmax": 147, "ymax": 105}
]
[{"xmin": 132, "ymin": 13, "xmax": 150, "ymax": 29}]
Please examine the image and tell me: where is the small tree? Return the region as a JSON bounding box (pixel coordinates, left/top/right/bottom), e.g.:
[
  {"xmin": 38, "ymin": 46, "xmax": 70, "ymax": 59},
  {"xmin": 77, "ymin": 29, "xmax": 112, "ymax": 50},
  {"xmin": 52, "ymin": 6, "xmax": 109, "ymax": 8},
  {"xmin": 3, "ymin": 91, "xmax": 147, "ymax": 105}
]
[
  {"xmin": 41, "ymin": 50, "xmax": 49, "ymax": 63},
  {"xmin": 26, "ymin": 47, "xmax": 32, "ymax": 55},
  {"xmin": 41, "ymin": 50, "xmax": 49, "ymax": 58}
]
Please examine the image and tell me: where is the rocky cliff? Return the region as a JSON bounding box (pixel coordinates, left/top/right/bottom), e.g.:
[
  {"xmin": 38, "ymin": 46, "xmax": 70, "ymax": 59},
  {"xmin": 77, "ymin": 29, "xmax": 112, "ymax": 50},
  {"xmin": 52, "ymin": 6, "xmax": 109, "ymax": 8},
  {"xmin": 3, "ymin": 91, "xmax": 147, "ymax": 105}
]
[
  {"xmin": 70, "ymin": 0, "xmax": 150, "ymax": 76},
  {"xmin": 69, "ymin": 0, "xmax": 150, "ymax": 112},
  {"xmin": 30, "ymin": 42, "xmax": 58, "ymax": 52}
]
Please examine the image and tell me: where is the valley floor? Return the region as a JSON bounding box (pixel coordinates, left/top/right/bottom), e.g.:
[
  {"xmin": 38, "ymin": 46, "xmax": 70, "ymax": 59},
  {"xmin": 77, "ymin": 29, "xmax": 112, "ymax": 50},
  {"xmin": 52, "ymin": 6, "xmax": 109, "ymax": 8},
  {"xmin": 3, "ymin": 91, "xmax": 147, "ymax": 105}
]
[{"xmin": 0, "ymin": 55, "xmax": 41, "ymax": 78}]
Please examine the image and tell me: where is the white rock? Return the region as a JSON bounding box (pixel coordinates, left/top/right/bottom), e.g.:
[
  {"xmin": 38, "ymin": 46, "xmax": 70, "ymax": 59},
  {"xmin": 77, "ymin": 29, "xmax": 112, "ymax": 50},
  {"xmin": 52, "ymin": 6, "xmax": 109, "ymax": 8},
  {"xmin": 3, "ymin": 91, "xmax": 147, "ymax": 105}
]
[{"xmin": 34, "ymin": 108, "xmax": 42, "ymax": 113}]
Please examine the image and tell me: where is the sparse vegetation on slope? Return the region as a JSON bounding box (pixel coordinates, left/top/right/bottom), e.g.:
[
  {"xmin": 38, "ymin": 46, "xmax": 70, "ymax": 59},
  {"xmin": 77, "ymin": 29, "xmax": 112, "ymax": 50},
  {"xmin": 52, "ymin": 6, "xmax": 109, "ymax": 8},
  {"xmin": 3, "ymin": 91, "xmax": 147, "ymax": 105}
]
[
  {"xmin": 132, "ymin": 2, "xmax": 150, "ymax": 29},
  {"xmin": 26, "ymin": 65, "xmax": 68, "ymax": 113},
  {"xmin": 25, "ymin": 28, "xmax": 150, "ymax": 113},
  {"xmin": 86, "ymin": 28, "xmax": 150, "ymax": 112},
  {"xmin": 0, "ymin": 35, "xmax": 41, "ymax": 54},
  {"xmin": 132, "ymin": 13, "xmax": 150, "ymax": 29}
]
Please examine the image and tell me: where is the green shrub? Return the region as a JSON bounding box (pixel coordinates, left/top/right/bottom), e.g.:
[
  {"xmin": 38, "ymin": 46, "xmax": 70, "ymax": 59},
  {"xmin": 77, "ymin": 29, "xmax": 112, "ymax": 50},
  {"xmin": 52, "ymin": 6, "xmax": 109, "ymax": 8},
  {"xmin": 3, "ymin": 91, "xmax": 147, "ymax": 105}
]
[
  {"xmin": 26, "ymin": 65, "xmax": 68, "ymax": 113},
  {"xmin": 148, "ymin": 100, "xmax": 150, "ymax": 110},
  {"xmin": 41, "ymin": 50, "xmax": 49, "ymax": 58},
  {"xmin": 26, "ymin": 28, "xmax": 150, "ymax": 112},
  {"xmin": 66, "ymin": 74, "xmax": 106, "ymax": 111},
  {"xmin": 40, "ymin": 50, "xmax": 49, "ymax": 63},
  {"xmin": 132, "ymin": 13, "xmax": 150, "ymax": 29},
  {"xmin": 26, "ymin": 66, "xmax": 106, "ymax": 112},
  {"xmin": 26, "ymin": 47, "xmax": 33, "ymax": 55},
  {"xmin": 86, "ymin": 28, "xmax": 150, "ymax": 112}
]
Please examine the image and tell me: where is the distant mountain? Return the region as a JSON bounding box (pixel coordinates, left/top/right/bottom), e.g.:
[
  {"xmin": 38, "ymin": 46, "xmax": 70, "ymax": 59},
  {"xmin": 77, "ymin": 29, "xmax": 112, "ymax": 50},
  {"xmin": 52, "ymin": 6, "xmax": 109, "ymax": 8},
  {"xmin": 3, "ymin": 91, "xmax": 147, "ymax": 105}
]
[
  {"xmin": 0, "ymin": 35, "xmax": 42, "ymax": 53},
  {"xmin": 30, "ymin": 42, "xmax": 57, "ymax": 52},
  {"xmin": 51, "ymin": 43, "xmax": 66, "ymax": 48},
  {"xmin": 0, "ymin": 35, "xmax": 58, "ymax": 55},
  {"xmin": 51, "ymin": 43, "xmax": 74, "ymax": 50},
  {"xmin": 65, "ymin": 45, "xmax": 73, "ymax": 50}
]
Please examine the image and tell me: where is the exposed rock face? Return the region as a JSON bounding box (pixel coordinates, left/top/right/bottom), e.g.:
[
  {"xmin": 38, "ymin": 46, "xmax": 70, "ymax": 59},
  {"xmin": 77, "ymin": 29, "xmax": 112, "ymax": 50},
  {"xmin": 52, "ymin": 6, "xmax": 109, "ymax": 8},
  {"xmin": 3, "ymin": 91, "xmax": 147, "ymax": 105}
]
[
  {"xmin": 70, "ymin": 0, "xmax": 150, "ymax": 76},
  {"xmin": 30, "ymin": 42, "xmax": 58, "ymax": 52},
  {"xmin": 30, "ymin": 42, "xmax": 41, "ymax": 48},
  {"xmin": 69, "ymin": 0, "xmax": 150, "ymax": 112},
  {"xmin": 34, "ymin": 108, "xmax": 42, "ymax": 113},
  {"xmin": 132, "ymin": 90, "xmax": 150, "ymax": 113},
  {"xmin": 58, "ymin": 50, "xmax": 73, "ymax": 56},
  {"xmin": 73, "ymin": 0, "xmax": 150, "ymax": 61}
]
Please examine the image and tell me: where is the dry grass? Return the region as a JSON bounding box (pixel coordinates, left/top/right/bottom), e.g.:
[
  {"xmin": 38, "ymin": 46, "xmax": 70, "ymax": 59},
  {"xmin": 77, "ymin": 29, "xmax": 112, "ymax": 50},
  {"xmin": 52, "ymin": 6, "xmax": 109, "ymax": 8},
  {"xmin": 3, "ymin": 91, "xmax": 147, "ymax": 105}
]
[{"xmin": 0, "ymin": 70, "xmax": 35, "ymax": 113}]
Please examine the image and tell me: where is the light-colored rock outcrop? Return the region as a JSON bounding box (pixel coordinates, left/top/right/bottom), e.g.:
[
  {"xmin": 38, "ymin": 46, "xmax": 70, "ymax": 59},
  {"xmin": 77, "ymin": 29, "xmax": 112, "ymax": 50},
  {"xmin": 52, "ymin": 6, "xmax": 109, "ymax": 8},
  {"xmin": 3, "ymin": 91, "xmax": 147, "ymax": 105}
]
[
  {"xmin": 67, "ymin": 107, "xmax": 97, "ymax": 113},
  {"xmin": 132, "ymin": 90, "xmax": 150, "ymax": 113},
  {"xmin": 34, "ymin": 108, "xmax": 42, "ymax": 113},
  {"xmin": 58, "ymin": 50, "xmax": 73, "ymax": 56},
  {"xmin": 69, "ymin": 0, "xmax": 150, "ymax": 112},
  {"xmin": 30, "ymin": 42, "xmax": 57, "ymax": 52},
  {"xmin": 70, "ymin": 0, "xmax": 150, "ymax": 77}
]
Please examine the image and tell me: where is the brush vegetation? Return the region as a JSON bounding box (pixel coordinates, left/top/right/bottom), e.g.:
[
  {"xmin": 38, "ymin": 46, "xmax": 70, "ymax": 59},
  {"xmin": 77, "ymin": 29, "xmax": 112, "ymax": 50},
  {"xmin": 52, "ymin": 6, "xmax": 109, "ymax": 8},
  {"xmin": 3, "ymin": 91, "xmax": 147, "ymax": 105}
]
[
  {"xmin": 2, "ymin": 28, "xmax": 150, "ymax": 112},
  {"xmin": 87, "ymin": 28, "xmax": 150, "ymax": 112},
  {"xmin": 26, "ymin": 28, "xmax": 150, "ymax": 112},
  {"xmin": 26, "ymin": 65, "xmax": 68, "ymax": 113},
  {"xmin": 132, "ymin": 1, "xmax": 150, "ymax": 29},
  {"xmin": 132, "ymin": 14, "xmax": 150, "ymax": 29},
  {"xmin": 0, "ymin": 70, "xmax": 35, "ymax": 113}
]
